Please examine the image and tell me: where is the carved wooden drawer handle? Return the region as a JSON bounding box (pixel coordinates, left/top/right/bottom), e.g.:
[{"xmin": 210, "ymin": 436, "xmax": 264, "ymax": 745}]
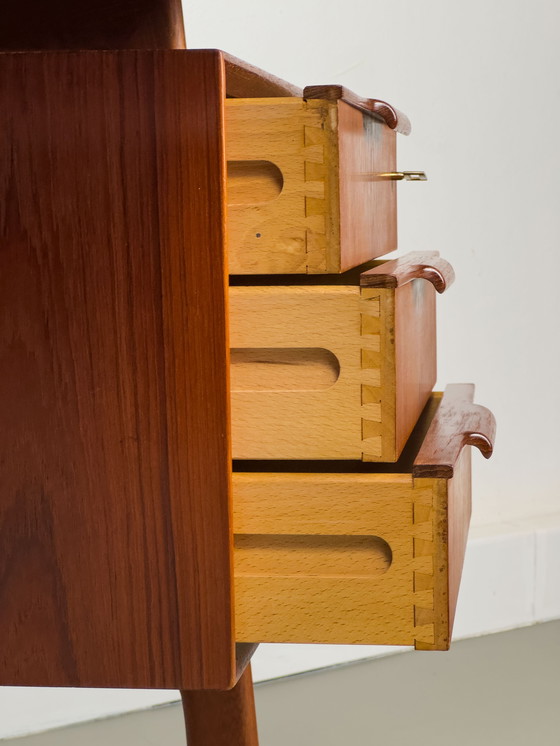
[
  {"xmin": 304, "ymin": 84, "xmax": 412, "ymax": 135},
  {"xmin": 413, "ymin": 384, "xmax": 497, "ymax": 478},
  {"xmin": 360, "ymin": 251, "xmax": 455, "ymax": 294}
]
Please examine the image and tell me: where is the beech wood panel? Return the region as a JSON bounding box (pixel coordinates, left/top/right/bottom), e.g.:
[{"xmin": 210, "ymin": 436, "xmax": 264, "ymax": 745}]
[
  {"xmin": 233, "ymin": 470, "xmax": 427, "ymax": 645},
  {"xmin": 182, "ymin": 665, "xmax": 259, "ymax": 746},
  {"xmin": 0, "ymin": 0, "xmax": 186, "ymax": 50},
  {"xmin": 0, "ymin": 50, "xmax": 233, "ymax": 690},
  {"xmin": 230, "ymin": 285, "xmax": 365, "ymax": 459},
  {"xmin": 225, "ymin": 96, "xmax": 342, "ymax": 274},
  {"xmin": 230, "ymin": 253, "xmax": 449, "ymax": 461},
  {"xmin": 225, "ymin": 97, "xmax": 397, "ymax": 275},
  {"xmin": 232, "ymin": 387, "xmax": 495, "ymax": 649}
]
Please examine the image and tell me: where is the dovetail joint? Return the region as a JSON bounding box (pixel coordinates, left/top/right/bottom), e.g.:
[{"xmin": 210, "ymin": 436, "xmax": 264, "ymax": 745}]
[
  {"xmin": 360, "ymin": 291, "xmax": 383, "ymax": 459},
  {"xmin": 412, "ymin": 490, "xmax": 435, "ymax": 645},
  {"xmin": 303, "ymin": 124, "xmax": 327, "ymax": 272}
]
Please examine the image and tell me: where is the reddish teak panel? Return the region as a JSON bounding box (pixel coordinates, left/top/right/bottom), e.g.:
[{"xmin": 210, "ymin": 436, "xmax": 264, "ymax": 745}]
[
  {"xmin": 182, "ymin": 665, "xmax": 259, "ymax": 746},
  {"xmin": 413, "ymin": 383, "xmax": 496, "ymax": 478},
  {"xmin": 0, "ymin": 0, "xmax": 186, "ymax": 50},
  {"xmin": 394, "ymin": 279, "xmax": 437, "ymax": 458},
  {"xmin": 305, "ymin": 84, "xmax": 411, "ymax": 136},
  {"xmin": 0, "ymin": 50, "xmax": 234, "ymax": 690},
  {"xmin": 361, "ymin": 252, "xmax": 455, "ymax": 292},
  {"xmin": 337, "ymin": 101, "xmax": 398, "ymax": 271}
]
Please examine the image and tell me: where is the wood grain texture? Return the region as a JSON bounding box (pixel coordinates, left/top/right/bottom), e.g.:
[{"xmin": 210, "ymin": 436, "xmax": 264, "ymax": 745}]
[
  {"xmin": 393, "ymin": 279, "xmax": 437, "ymax": 459},
  {"xmin": 413, "ymin": 447, "xmax": 472, "ymax": 651},
  {"xmin": 414, "ymin": 386, "xmax": 495, "ymax": 648},
  {"xmin": 233, "ymin": 470, "xmax": 434, "ymax": 645},
  {"xmin": 360, "ymin": 286, "xmax": 395, "ymax": 460},
  {"xmin": 230, "ymin": 252, "xmax": 439, "ymax": 462},
  {"xmin": 0, "ymin": 50, "xmax": 233, "ymax": 690},
  {"xmin": 360, "ymin": 251, "xmax": 455, "ymax": 293},
  {"xmin": 0, "ymin": 0, "xmax": 186, "ymax": 50},
  {"xmin": 337, "ymin": 100, "xmax": 398, "ymax": 272},
  {"xmin": 231, "ymin": 391, "xmax": 442, "ymax": 476},
  {"xmin": 413, "ymin": 384, "xmax": 496, "ymax": 478},
  {"xmin": 230, "ymin": 285, "xmax": 364, "ymax": 459},
  {"xmin": 304, "ymin": 84, "xmax": 412, "ymax": 135},
  {"xmin": 224, "ymin": 52, "xmax": 302, "ymax": 98},
  {"xmin": 225, "ymin": 97, "xmax": 397, "ymax": 275},
  {"xmin": 182, "ymin": 665, "xmax": 259, "ymax": 746},
  {"xmin": 446, "ymin": 446, "xmax": 472, "ymax": 637},
  {"xmin": 233, "ymin": 387, "xmax": 493, "ymax": 649},
  {"xmin": 225, "ymin": 98, "xmax": 331, "ymax": 274}
]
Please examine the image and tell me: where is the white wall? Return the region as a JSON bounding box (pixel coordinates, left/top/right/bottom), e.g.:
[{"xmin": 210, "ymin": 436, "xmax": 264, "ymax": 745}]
[
  {"xmin": 1, "ymin": 1, "xmax": 560, "ymax": 738},
  {"xmin": 187, "ymin": 0, "xmax": 560, "ymax": 528}
]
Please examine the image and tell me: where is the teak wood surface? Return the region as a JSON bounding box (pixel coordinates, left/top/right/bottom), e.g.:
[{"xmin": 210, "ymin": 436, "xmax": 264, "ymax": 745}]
[
  {"xmin": 0, "ymin": 0, "xmax": 186, "ymax": 50},
  {"xmin": 361, "ymin": 251, "xmax": 455, "ymax": 293},
  {"xmin": 304, "ymin": 85, "xmax": 411, "ymax": 136},
  {"xmin": 413, "ymin": 383, "xmax": 496, "ymax": 478},
  {"xmin": 0, "ymin": 50, "xmax": 235, "ymax": 690},
  {"xmin": 182, "ymin": 665, "xmax": 259, "ymax": 746}
]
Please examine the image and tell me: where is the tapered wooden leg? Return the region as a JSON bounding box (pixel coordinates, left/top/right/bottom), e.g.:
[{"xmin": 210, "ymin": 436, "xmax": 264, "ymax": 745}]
[{"xmin": 181, "ymin": 664, "xmax": 259, "ymax": 746}]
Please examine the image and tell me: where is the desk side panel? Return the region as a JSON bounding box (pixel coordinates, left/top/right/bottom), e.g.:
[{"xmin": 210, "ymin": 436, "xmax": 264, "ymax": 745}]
[{"xmin": 0, "ymin": 50, "xmax": 233, "ymax": 690}]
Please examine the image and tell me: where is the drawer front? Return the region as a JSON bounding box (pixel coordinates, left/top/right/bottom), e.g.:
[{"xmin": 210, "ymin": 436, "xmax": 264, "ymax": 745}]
[
  {"xmin": 225, "ymin": 97, "xmax": 397, "ymax": 275},
  {"xmin": 232, "ymin": 386, "xmax": 496, "ymax": 651},
  {"xmin": 230, "ymin": 273, "xmax": 437, "ymax": 462}
]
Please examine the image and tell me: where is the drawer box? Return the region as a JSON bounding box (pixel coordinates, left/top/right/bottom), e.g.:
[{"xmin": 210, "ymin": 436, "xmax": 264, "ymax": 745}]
[
  {"xmin": 225, "ymin": 88, "xmax": 407, "ymax": 275},
  {"xmin": 230, "ymin": 252, "xmax": 454, "ymax": 462},
  {"xmin": 233, "ymin": 385, "xmax": 496, "ymax": 650}
]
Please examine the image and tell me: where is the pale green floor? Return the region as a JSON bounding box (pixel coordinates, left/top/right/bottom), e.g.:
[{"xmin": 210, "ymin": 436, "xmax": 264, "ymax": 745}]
[{"xmin": 6, "ymin": 621, "xmax": 560, "ymax": 745}]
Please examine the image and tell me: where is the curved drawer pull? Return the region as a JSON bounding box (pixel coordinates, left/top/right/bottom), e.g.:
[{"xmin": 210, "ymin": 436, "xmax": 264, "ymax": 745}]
[
  {"xmin": 303, "ymin": 84, "xmax": 412, "ymax": 135},
  {"xmin": 412, "ymin": 384, "xmax": 497, "ymax": 479},
  {"xmin": 361, "ymin": 251, "xmax": 455, "ymax": 294}
]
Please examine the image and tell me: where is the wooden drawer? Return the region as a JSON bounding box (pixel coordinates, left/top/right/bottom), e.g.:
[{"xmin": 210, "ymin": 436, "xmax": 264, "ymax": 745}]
[
  {"xmin": 233, "ymin": 385, "xmax": 496, "ymax": 650},
  {"xmin": 225, "ymin": 88, "xmax": 408, "ymax": 275},
  {"xmin": 230, "ymin": 252, "xmax": 454, "ymax": 462}
]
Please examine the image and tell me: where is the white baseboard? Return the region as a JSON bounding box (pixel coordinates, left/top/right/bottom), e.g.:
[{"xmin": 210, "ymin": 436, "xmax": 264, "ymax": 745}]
[{"xmin": 1, "ymin": 514, "xmax": 559, "ymax": 740}]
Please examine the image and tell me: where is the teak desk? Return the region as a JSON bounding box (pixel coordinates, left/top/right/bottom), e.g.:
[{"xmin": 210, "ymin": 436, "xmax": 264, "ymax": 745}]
[{"xmin": 0, "ymin": 2, "xmax": 496, "ymax": 744}]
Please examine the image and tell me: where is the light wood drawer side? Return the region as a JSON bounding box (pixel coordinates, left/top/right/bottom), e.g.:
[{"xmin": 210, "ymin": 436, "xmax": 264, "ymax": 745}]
[
  {"xmin": 230, "ymin": 253, "xmax": 445, "ymax": 462},
  {"xmin": 232, "ymin": 385, "xmax": 496, "ymax": 651},
  {"xmin": 225, "ymin": 97, "xmax": 397, "ymax": 274},
  {"xmin": 233, "ymin": 454, "xmax": 470, "ymax": 650}
]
